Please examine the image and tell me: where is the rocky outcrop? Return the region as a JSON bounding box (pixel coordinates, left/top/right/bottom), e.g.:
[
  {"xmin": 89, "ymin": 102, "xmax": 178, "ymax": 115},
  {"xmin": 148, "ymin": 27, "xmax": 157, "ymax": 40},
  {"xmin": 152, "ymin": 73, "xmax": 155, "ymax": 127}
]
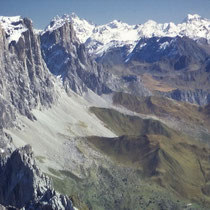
[
  {"xmin": 0, "ymin": 145, "xmax": 74, "ymax": 210},
  {"xmin": 41, "ymin": 19, "xmax": 152, "ymax": 98},
  {"xmin": 0, "ymin": 17, "xmax": 56, "ymax": 127},
  {"xmin": 41, "ymin": 20, "xmax": 111, "ymax": 95}
]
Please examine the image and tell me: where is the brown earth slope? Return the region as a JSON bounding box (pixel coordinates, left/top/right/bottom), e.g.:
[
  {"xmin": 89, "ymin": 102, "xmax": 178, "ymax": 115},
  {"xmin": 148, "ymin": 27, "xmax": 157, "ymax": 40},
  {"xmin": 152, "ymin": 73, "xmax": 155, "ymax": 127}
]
[{"xmin": 89, "ymin": 106, "xmax": 210, "ymax": 207}]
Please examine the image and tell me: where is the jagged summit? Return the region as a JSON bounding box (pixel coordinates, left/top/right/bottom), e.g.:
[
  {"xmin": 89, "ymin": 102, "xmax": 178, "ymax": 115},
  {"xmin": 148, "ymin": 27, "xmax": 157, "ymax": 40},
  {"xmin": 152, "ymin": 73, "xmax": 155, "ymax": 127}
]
[
  {"xmin": 64, "ymin": 13, "xmax": 210, "ymax": 57},
  {"xmin": 183, "ymin": 14, "xmax": 202, "ymax": 22},
  {"xmin": 107, "ymin": 19, "xmax": 125, "ymax": 28},
  {"xmin": 45, "ymin": 13, "xmax": 95, "ymax": 42},
  {"xmin": 44, "ymin": 13, "xmax": 210, "ymax": 57},
  {"xmin": 0, "ymin": 16, "xmax": 28, "ymax": 43},
  {"xmin": 70, "ymin": 13, "xmax": 95, "ymax": 43},
  {"xmin": 45, "ymin": 14, "xmax": 71, "ymax": 33},
  {"xmin": 3, "ymin": 13, "xmax": 207, "ymax": 48}
]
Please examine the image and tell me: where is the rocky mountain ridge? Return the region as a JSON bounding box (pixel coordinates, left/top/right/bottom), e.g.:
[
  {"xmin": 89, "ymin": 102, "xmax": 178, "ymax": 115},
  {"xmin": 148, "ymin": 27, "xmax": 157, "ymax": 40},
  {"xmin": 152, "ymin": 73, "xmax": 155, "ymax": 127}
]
[
  {"xmin": 0, "ymin": 145, "xmax": 74, "ymax": 209},
  {"xmin": 41, "ymin": 16, "xmax": 150, "ymax": 97},
  {"xmin": 0, "ymin": 17, "xmax": 57, "ymax": 128},
  {"xmin": 41, "ymin": 19, "xmax": 112, "ymax": 96},
  {"xmin": 42, "ymin": 13, "xmax": 210, "ymax": 105},
  {"xmin": 46, "ymin": 13, "xmax": 210, "ymax": 58}
]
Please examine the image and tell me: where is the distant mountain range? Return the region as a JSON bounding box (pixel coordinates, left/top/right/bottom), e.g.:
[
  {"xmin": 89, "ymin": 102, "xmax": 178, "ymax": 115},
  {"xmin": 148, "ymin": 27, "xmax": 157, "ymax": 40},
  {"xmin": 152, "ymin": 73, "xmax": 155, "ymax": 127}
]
[
  {"xmin": 1, "ymin": 13, "xmax": 210, "ymax": 62},
  {"xmin": 43, "ymin": 13, "xmax": 210, "ymax": 58}
]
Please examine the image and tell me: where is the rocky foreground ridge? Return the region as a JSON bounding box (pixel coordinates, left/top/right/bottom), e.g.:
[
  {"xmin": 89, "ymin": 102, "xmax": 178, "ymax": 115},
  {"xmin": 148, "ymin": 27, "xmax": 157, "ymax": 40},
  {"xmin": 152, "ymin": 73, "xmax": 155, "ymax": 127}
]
[{"xmin": 0, "ymin": 144, "xmax": 74, "ymax": 209}]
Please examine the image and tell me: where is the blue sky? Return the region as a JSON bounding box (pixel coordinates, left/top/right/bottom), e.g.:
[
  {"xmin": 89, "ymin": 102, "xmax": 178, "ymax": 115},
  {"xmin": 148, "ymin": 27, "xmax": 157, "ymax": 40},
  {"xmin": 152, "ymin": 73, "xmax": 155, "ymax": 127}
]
[{"xmin": 1, "ymin": 0, "xmax": 210, "ymax": 29}]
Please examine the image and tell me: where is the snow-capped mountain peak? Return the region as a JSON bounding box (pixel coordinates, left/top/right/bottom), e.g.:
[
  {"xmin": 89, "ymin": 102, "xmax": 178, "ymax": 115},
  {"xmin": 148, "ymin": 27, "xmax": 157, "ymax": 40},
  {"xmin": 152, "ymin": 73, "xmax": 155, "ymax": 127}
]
[
  {"xmin": 73, "ymin": 13, "xmax": 210, "ymax": 57},
  {"xmin": 184, "ymin": 14, "xmax": 202, "ymax": 22},
  {"xmin": 144, "ymin": 19, "xmax": 157, "ymax": 26},
  {"xmin": 178, "ymin": 14, "xmax": 210, "ymax": 40},
  {"xmin": 0, "ymin": 16, "xmax": 28, "ymax": 44},
  {"xmin": 107, "ymin": 20, "xmax": 125, "ymax": 29},
  {"xmin": 44, "ymin": 13, "xmax": 210, "ymax": 57},
  {"xmin": 45, "ymin": 13, "xmax": 95, "ymax": 43},
  {"xmin": 70, "ymin": 13, "xmax": 95, "ymax": 43},
  {"xmin": 45, "ymin": 14, "xmax": 71, "ymax": 33}
]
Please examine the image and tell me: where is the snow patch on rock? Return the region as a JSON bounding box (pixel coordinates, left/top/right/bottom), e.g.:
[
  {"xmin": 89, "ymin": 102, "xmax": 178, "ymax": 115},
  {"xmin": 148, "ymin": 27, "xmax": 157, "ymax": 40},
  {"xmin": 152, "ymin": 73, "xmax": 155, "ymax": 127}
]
[{"xmin": 0, "ymin": 16, "xmax": 27, "ymax": 43}]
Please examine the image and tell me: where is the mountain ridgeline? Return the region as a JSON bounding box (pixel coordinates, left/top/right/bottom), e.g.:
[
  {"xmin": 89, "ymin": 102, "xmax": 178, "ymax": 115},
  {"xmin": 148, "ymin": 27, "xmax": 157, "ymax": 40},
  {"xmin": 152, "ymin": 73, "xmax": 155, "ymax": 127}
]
[
  {"xmin": 41, "ymin": 19, "xmax": 111, "ymax": 96},
  {"xmin": 0, "ymin": 13, "xmax": 210, "ymax": 209},
  {"xmin": 69, "ymin": 13, "xmax": 210, "ymax": 105}
]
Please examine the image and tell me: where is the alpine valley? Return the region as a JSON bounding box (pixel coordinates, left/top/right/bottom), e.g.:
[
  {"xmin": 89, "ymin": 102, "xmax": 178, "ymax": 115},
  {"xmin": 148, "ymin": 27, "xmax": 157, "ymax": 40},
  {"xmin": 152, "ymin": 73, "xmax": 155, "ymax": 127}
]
[{"xmin": 0, "ymin": 13, "xmax": 210, "ymax": 210}]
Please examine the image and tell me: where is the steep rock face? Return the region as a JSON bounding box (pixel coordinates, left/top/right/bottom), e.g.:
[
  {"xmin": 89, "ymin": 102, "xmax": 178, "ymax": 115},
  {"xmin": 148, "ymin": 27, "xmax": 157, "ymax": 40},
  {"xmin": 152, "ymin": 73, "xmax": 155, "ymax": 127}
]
[
  {"xmin": 0, "ymin": 17, "xmax": 76, "ymax": 209},
  {"xmin": 0, "ymin": 24, "xmax": 16, "ymax": 129},
  {"xmin": 41, "ymin": 20, "xmax": 111, "ymax": 95},
  {"xmin": 41, "ymin": 18, "xmax": 152, "ymax": 98},
  {"xmin": 0, "ymin": 145, "xmax": 74, "ymax": 210},
  {"xmin": 0, "ymin": 17, "xmax": 56, "ymax": 127}
]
